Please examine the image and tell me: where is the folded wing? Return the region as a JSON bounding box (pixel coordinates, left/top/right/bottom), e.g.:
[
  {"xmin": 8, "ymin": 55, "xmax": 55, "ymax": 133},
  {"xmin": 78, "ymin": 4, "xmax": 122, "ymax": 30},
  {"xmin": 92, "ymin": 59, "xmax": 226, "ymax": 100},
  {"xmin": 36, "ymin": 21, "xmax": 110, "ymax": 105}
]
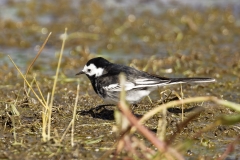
[{"xmin": 103, "ymin": 78, "xmax": 170, "ymax": 91}]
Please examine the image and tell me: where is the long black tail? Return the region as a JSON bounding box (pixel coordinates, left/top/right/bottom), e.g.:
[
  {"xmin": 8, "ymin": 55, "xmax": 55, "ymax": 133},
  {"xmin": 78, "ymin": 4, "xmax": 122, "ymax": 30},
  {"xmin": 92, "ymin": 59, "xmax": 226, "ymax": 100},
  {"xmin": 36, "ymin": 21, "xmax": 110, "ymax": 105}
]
[{"xmin": 169, "ymin": 77, "xmax": 215, "ymax": 84}]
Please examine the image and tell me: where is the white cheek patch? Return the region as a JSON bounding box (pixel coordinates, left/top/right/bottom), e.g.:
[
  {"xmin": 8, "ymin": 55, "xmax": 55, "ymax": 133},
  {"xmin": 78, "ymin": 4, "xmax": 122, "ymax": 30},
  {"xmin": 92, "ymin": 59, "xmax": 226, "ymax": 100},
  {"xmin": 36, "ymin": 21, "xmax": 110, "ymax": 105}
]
[{"xmin": 83, "ymin": 64, "xmax": 104, "ymax": 77}]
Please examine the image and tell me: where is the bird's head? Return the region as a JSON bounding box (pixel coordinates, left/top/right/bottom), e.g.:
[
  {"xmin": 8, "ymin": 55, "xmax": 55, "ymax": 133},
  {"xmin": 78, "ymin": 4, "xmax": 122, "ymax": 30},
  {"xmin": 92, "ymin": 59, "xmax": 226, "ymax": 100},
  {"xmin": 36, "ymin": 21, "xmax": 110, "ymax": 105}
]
[{"xmin": 76, "ymin": 57, "xmax": 110, "ymax": 78}]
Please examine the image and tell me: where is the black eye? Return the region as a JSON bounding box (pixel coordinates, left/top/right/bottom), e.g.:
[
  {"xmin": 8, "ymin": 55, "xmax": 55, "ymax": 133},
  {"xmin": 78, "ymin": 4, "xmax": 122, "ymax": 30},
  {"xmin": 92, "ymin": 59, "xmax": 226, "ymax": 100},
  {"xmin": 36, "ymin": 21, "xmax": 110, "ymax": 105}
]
[{"xmin": 87, "ymin": 69, "xmax": 91, "ymax": 72}]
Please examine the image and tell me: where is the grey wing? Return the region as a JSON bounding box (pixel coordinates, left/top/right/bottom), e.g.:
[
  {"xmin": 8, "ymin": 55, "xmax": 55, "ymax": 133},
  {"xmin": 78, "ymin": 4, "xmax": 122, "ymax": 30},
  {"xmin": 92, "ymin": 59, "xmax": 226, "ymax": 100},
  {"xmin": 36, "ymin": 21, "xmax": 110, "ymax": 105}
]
[
  {"xmin": 103, "ymin": 78, "xmax": 170, "ymax": 91},
  {"xmin": 101, "ymin": 65, "xmax": 171, "ymax": 91},
  {"xmin": 134, "ymin": 78, "xmax": 170, "ymax": 87}
]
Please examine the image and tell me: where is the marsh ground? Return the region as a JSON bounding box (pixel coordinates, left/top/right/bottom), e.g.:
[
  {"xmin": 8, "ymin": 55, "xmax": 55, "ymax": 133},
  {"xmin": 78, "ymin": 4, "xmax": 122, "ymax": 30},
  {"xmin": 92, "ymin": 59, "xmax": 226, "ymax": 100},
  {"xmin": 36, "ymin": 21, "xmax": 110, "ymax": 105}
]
[{"xmin": 0, "ymin": 0, "xmax": 240, "ymax": 159}]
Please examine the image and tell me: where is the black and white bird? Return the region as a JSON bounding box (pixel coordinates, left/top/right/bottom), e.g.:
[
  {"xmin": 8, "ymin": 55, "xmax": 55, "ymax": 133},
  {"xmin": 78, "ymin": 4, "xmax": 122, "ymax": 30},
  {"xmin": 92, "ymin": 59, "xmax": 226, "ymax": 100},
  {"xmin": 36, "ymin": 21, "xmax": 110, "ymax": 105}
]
[{"xmin": 76, "ymin": 57, "xmax": 215, "ymax": 104}]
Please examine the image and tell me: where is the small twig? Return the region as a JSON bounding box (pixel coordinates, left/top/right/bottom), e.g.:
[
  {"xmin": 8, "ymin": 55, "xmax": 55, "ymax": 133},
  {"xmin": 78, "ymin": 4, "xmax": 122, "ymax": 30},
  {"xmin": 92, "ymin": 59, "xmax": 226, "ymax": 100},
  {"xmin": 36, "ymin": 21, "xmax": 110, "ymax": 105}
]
[
  {"xmin": 60, "ymin": 120, "xmax": 73, "ymax": 142},
  {"xmin": 7, "ymin": 112, "xmax": 17, "ymax": 143},
  {"xmin": 48, "ymin": 28, "xmax": 67, "ymax": 140},
  {"xmin": 8, "ymin": 55, "xmax": 47, "ymax": 109},
  {"xmin": 118, "ymin": 74, "xmax": 184, "ymax": 160},
  {"xmin": 25, "ymin": 32, "xmax": 52, "ymax": 76},
  {"xmin": 217, "ymin": 136, "xmax": 240, "ymax": 160},
  {"xmin": 117, "ymin": 101, "xmax": 184, "ymax": 160},
  {"xmin": 167, "ymin": 107, "xmax": 204, "ymax": 145},
  {"xmin": 34, "ymin": 77, "xmax": 47, "ymax": 105},
  {"xmin": 180, "ymin": 84, "xmax": 184, "ymax": 121},
  {"xmin": 140, "ymin": 96, "xmax": 215, "ymax": 124},
  {"xmin": 24, "ymin": 32, "xmax": 52, "ymax": 95},
  {"xmin": 71, "ymin": 84, "xmax": 80, "ymax": 146}
]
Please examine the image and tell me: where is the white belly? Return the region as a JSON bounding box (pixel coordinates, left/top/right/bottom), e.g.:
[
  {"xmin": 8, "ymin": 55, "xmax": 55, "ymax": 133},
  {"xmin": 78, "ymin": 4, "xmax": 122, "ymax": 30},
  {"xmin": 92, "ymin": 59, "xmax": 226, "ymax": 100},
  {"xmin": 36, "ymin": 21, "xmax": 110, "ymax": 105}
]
[
  {"xmin": 125, "ymin": 90, "xmax": 151, "ymax": 104},
  {"xmin": 103, "ymin": 89, "xmax": 153, "ymax": 104}
]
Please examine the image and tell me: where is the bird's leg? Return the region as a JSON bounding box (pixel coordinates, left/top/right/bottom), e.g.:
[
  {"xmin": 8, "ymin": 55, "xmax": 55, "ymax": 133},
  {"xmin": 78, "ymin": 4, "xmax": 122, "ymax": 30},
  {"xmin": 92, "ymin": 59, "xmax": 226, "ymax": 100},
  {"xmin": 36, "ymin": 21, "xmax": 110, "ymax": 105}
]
[
  {"xmin": 158, "ymin": 89, "xmax": 181, "ymax": 104},
  {"xmin": 158, "ymin": 89, "xmax": 173, "ymax": 104},
  {"xmin": 164, "ymin": 90, "xmax": 173, "ymax": 102}
]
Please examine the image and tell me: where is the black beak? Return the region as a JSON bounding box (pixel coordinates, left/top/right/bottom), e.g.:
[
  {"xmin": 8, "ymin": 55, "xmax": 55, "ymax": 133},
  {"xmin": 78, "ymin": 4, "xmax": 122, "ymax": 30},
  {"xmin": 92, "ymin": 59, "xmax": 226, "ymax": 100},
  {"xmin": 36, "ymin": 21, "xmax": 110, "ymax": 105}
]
[{"xmin": 76, "ymin": 71, "xmax": 84, "ymax": 75}]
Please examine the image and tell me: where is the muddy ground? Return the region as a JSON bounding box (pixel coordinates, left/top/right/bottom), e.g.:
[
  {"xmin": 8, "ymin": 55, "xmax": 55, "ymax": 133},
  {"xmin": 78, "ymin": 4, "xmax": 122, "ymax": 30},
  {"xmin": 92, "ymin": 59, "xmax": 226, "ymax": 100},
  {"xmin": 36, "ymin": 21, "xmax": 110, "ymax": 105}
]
[{"xmin": 0, "ymin": 1, "xmax": 240, "ymax": 159}]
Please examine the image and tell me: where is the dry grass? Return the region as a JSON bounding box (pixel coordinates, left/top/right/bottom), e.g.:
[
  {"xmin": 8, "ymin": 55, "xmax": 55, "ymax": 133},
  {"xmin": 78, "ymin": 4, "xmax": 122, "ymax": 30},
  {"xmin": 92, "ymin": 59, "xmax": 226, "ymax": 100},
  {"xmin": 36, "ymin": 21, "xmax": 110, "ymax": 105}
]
[{"xmin": 5, "ymin": 29, "xmax": 240, "ymax": 159}]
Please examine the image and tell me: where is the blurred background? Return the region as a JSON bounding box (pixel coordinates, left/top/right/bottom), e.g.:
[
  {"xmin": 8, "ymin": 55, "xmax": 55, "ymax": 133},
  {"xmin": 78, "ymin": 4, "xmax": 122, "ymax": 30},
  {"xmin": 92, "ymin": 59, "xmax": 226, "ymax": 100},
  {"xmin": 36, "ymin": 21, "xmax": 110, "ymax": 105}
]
[{"xmin": 0, "ymin": 0, "xmax": 240, "ymax": 102}]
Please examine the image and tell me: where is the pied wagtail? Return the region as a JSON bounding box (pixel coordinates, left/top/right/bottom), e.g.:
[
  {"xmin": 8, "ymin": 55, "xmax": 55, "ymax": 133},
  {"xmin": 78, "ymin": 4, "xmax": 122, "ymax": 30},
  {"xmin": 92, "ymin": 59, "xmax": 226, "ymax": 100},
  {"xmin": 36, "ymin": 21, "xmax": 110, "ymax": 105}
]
[{"xmin": 76, "ymin": 57, "xmax": 215, "ymax": 104}]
